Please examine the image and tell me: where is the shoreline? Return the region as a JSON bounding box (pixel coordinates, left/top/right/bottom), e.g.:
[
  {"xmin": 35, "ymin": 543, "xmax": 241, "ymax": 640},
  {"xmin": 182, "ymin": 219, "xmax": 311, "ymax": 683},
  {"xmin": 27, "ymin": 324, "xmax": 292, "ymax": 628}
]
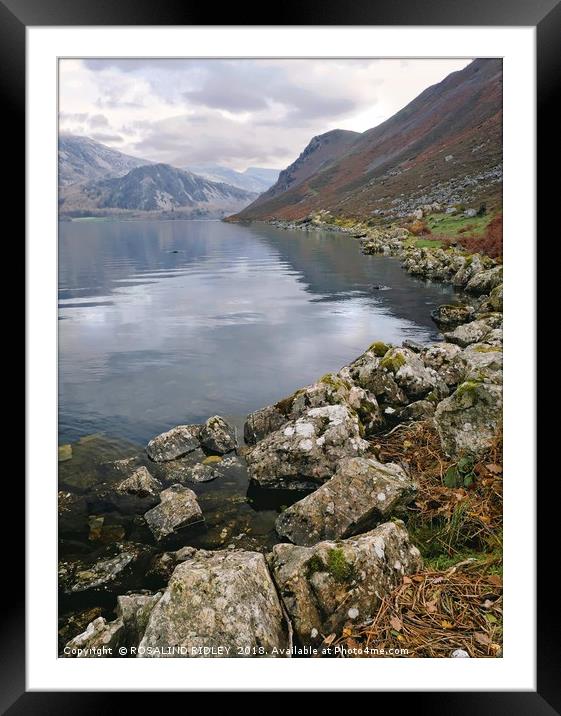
[{"xmin": 58, "ymin": 214, "xmax": 503, "ymax": 658}]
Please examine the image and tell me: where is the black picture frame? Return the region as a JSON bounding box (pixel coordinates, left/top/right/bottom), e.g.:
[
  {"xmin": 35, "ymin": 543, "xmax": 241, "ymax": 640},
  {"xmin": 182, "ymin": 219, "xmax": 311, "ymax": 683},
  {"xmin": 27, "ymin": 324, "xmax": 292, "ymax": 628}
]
[{"xmin": 10, "ymin": 0, "xmax": 551, "ymax": 708}]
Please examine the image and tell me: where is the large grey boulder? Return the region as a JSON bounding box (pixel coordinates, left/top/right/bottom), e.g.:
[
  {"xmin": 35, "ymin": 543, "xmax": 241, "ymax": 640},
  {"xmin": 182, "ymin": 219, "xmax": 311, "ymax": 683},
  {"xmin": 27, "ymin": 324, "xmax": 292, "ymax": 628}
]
[
  {"xmin": 377, "ymin": 347, "xmax": 446, "ymax": 399},
  {"xmin": 199, "ymin": 416, "xmax": 237, "ymax": 454},
  {"xmin": 139, "ymin": 549, "xmax": 288, "ymax": 657},
  {"xmin": 244, "ymin": 374, "xmax": 381, "ymax": 446},
  {"xmin": 146, "ymin": 425, "xmax": 201, "ymax": 462},
  {"xmin": 452, "ymin": 254, "xmax": 489, "ymax": 287},
  {"xmin": 434, "ymin": 379, "xmax": 502, "ymax": 459},
  {"xmin": 269, "ymin": 521, "xmax": 422, "ymax": 646},
  {"xmin": 143, "ymin": 485, "xmax": 203, "ymax": 541},
  {"xmin": 455, "ymin": 344, "xmax": 503, "ymax": 384},
  {"xmin": 116, "ymin": 592, "xmax": 162, "ymax": 647},
  {"xmin": 275, "ymin": 457, "xmax": 416, "ymax": 546},
  {"xmin": 345, "ymin": 350, "xmax": 408, "ymax": 408},
  {"xmin": 245, "ymin": 404, "xmax": 369, "ymax": 490},
  {"xmin": 421, "ymin": 343, "xmax": 463, "ymax": 387},
  {"xmin": 465, "ymin": 266, "xmax": 503, "ymax": 295},
  {"xmin": 444, "ymin": 315, "xmax": 502, "ymax": 348}
]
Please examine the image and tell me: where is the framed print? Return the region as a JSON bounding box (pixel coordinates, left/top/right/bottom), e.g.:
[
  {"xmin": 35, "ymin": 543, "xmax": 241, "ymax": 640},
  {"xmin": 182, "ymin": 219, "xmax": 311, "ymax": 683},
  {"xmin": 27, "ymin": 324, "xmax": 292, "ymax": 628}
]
[{"xmin": 9, "ymin": 0, "xmax": 553, "ymax": 707}]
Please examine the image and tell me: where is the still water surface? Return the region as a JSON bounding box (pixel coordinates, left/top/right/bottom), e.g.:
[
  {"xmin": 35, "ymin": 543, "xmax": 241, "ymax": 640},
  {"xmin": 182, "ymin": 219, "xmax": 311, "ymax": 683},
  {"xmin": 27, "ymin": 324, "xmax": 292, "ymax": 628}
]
[{"xmin": 59, "ymin": 219, "xmax": 456, "ymax": 444}]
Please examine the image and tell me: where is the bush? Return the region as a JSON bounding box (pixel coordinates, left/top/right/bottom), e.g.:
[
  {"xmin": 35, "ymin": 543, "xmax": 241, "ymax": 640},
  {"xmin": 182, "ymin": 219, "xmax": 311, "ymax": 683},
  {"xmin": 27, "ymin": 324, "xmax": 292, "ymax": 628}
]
[{"xmin": 457, "ymin": 213, "xmax": 502, "ymax": 258}]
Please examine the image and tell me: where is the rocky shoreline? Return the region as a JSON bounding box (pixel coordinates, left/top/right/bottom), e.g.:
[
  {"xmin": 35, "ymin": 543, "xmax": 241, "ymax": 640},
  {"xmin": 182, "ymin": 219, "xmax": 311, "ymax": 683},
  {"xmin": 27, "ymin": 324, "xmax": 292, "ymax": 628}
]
[{"xmin": 59, "ymin": 215, "xmax": 503, "ymax": 658}]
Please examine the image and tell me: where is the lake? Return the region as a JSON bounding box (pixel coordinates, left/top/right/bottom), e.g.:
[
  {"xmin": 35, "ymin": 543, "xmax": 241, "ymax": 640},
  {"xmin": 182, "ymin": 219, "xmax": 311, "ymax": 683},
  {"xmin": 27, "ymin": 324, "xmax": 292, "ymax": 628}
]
[{"xmin": 58, "ymin": 219, "xmax": 456, "ymax": 445}]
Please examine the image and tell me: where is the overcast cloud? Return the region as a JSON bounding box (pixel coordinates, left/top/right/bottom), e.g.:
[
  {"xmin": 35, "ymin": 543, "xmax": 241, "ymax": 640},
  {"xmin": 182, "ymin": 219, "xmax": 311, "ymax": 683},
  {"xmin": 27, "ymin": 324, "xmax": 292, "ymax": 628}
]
[{"xmin": 59, "ymin": 58, "xmax": 471, "ymax": 171}]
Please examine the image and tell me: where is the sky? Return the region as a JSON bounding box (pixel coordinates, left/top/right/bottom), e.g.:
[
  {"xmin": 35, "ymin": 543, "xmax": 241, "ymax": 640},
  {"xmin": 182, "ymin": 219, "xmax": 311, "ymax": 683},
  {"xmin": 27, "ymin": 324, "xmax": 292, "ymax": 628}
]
[{"xmin": 59, "ymin": 58, "xmax": 472, "ymax": 172}]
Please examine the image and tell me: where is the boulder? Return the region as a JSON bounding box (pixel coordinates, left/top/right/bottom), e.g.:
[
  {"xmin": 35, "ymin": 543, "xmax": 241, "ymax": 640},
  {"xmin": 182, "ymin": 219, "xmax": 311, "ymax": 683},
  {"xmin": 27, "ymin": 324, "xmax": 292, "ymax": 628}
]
[
  {"xmin": 377, "ymin": 347, "xmax": 445, "ymax": 399},
  {"xmin": 139, "ymin": 549, "xmax": 288, "ymax": 657},
  {"xmin": 116, "ymin": 466, "xmax": 162, "ymax": 497},
  {"xmin": 444, "ymin": 315, "xmax": 502, "ymax": 347},
  {"xmin": 199, "ymin": 416, "xmax": 237, "ymax": 454},
  {"xmin": 146, "ymin": 425, "xmax": 201, "ymax": 462},
  {"xmin": 421, "ymin": 343, "xmax": 463, "ymax": 386},
  {"xmin": 245, "ymin": 404, "xmax": 369, "ymax": 490},
  {"xmin": 434, "ymin": 380, "xmax": 502, "ymax": 459},
  {"xmin": 269, "ymin": 521, "xmax": 422, "ymax": 646},
  {"xmin": 184, "ymin": 462, "xmax": 221, "ymax": 483},
  {"xmin": 455, "ymin": 344, "xmax": 503, "ymax": 384},
  {"xmin": 244, "ymin": 404, "xmax": 286, "ymax": 445},
  {"xmin": 488, "ymin": 283, "xmax": 503, "ymax": 312},
  {"xmin": 59, "ymin": 542, "xmax": 149, "ymax": 594},
  {"xmin": 275, "ymin": 457, "xmax": 416, "ymax": 546},
  {"xmin": 144, "ymin": 485, "xmax": 203, "ymax": 541},
  {"xmin": 452, "ymin": 254, "xmax": 488, "ymax": 287},
  {"xmin": 431, "ymin": 304, "xmax": 475, "ymax": 328},
  {"xmin": 465, "ymin": 266, "xmax": 503, "ymax": 295},
  {"xmin": 244, "ymin": 374, "xmax": 382, "ymax": 446},
  {"xmin": 346, "ymin": 350, "xmax": 408, "ymax": 407},
  {"xmin": 63, "ymin": 616, "xmax": 124, "ymax": 657},
  {"xmin": 398, "ymin": 399, "xmax": 436, "ymax": 421},
  {"xmin": 116, "ymin": 592, "xmax": 162, "ymax": 647}
]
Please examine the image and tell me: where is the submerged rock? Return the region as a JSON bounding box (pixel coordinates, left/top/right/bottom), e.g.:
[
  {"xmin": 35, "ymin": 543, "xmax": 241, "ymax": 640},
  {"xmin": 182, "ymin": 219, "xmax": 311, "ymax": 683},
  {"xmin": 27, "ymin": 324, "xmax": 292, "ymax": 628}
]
[
  {"xmin": 143, "ymin": 485, "xmax": 204, "ymax": 541},
  {"xmin": 245, "ymin": 404, "xmax": 369, "ymax": 490},
  {"xmin": 434, "ymin": 379, "xmax": 502, "ymax": 459},
  {"xmin": 275, "ymin": 457, "xmax": 416, "ymax": 546},
  {"xmin": 185, "ymin": 462, "xmax": 222, "ymax": 483},
  {"xmin": 59, "ymin": 542, "xmax": 150, "ymax": 594},
  {"xmin": 268, "ymin": 521, "xmax": 422, "ymax": 646},
  {"xmin": 146, "ymin": 425, "xmax": 201, "ymax": 462},
  {"xmin": 139, "ymin": 549, "xmax": 288, "ymax": 657},
  {"xmin": 199, "ymin": 416, "xmax": 237, "ymax": 454},
  {"xmin": 116, "ymin": 466, "xmax": 162, "ymax": 497},
  {"xmin": 431, "ymin": 304, "xmax": 475, "ymax": 329}
]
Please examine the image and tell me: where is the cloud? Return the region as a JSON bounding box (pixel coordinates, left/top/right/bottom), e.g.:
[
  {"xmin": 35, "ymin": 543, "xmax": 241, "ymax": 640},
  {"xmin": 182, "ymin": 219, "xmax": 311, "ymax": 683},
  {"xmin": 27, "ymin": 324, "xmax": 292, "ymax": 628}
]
[{"xmin": 59, "ymin": 58, "xmax": 473, "ymax": 170}]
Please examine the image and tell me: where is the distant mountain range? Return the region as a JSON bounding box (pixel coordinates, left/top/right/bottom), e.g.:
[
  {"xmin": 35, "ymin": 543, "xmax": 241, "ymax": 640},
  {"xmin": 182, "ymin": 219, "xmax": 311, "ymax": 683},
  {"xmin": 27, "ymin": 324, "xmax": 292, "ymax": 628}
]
[
  {"xmin": 58, "ymin": 135, "xmax": 279, "ymax": 219},
  {"xmin": 184, "ymin": 164, "xmax": 279, "ymax": 194},
  {"xmin": 58, "ymin": 135, "xmax": 152, "ymax": 186},
  {"xmin": 59, "ymin": 163, "xmax": 258, "ymax": 219},
  {"xmin": 231, "ymin": 59, "xmax": 503, "ymax": 222}
]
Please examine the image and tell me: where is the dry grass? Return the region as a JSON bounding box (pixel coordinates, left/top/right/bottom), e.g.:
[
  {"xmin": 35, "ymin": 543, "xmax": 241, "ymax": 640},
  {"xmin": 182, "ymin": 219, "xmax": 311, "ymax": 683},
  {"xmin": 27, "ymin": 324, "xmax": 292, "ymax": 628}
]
[
  {"xmin": 330, "ymin": 420, "xmax": 503, "ymax": 658},
  {"xmin": 334, "ymin": 560, "xmax": 503, "ymax": 658}
]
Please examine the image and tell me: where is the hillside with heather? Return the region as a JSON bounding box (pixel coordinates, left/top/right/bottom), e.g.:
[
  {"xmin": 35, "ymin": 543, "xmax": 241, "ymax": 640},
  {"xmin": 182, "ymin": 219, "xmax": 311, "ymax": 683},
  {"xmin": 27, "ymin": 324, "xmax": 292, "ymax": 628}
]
[{"xmin": 231, "ymin": 59, "xmax": 502, "ymax": 223}]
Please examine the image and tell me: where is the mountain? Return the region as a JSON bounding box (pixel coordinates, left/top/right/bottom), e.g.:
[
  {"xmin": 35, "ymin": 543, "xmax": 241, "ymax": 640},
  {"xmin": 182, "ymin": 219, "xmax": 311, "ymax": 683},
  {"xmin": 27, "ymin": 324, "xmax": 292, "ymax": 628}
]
[
  {"xmin": 242, "ymin": 129, "xmax": 360, "ymax": 215},
  {"xmin": 185, "ymin": 164, "xmax": 279, "ymax": 193},
  {"xmin": 59, "ymin": 163, "xmax": 258, "ymax": 219},
  {"xmin": 231, "ymin": 59, "xmax": 502, "ymax": 222},
  {"xmin": 58, "ymin": 134, "xmax": 152, "ymax": 186}
]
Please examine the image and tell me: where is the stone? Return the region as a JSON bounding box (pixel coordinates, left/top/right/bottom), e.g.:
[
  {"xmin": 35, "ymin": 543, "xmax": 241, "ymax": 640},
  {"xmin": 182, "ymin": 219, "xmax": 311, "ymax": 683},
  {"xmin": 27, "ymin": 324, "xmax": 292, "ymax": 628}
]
[
  {"xmin": 434, "ymin": 380, "xmax": 502, "ymax": 459},
  {"xmin": 116, "ymin": 466, "xmax": 162, "ymax": 497},
  {"xmin": 244, "ymin": 404, "xmax": 286, "ymax": 445},
  {"xmin": 245, "ymin": 404, "xmax": 369, "ymax": 490},
  {"xmin": 59, "ymin": 542, "xmax": 149, "ymax": 594},
  {"xmin": 452, "ymin": 254, "xmax": 488, "ymax": 287},
  {"xmin": 398, "ymin": 399, "xmax": 436, "ymax": 421},
  {"xmin": 421, "ymin": 343, "xmax": 463, "ymax": 387},
  {"xmin": 455, "ymin": 343, "xmax": 503, "ymax": 384},
  {"xmin": 145, "ymin": 546, "xmax": 198, "ymax": 584},
  {"xmin": 464, "ymin": 208, "xmax": 477, "ymax": 217},
  {"xmin": 185, "ymin": 462, "xmax": 221, "ymax": 483},
  {"xmin": 139, "ymin": 549, "xmax": 288, "ymax": 657},
  {"xmin": 465, "ymin": 266, "xmax": 503, "ymax": 295},
  {"xmin": 116, "ymin": 592, "xmax": 162, "ymax": 646},
  {"xmin": 431, "ymin": 304, "xmax": 475, "ymax": 329},
  {"xmin": 346, "ymin": 351, "xmax": 408, "ymax": 407},
  {"xmin": 269, "ymin": 521, "xmax": 423, "ymax": 646},
  {"xmin": 275, "ymin": 457, "xmax": 417, "ymax": 546},
  {"xmin": 199, "ymin": 416, "xmax": 237, "ymax": 454},
  {"xmin": 146, "ymin": 425, "xmax": 201, "ymax": 462},
  {"xmin": 63, "ymin": 617, "xmax": 124, "ymax": 657},
  {"xmin": 378, "ymin": 347, "xmax": 444, "ymax": 399},
  {"xmin": 58, "ymin": 444, "xmax": 73, "ymax": 462},
  {"xmin": 488, "ymin": 283, "xmax": 503, "ymax": 312},
  {"xmin": 143, "ymin": 485, "xmax": 204, "ymax": 541},
  {"xmin": 444, "ymin": 316, "xmax": 502, "ymax": 348}
]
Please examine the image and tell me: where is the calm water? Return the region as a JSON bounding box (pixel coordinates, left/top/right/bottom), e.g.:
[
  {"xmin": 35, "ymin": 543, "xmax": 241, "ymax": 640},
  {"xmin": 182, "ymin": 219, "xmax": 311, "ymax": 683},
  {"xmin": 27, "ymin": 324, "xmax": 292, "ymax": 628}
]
[{"xmin": 58, "ymin": 219, "xmax": 456, "ymax": 444}]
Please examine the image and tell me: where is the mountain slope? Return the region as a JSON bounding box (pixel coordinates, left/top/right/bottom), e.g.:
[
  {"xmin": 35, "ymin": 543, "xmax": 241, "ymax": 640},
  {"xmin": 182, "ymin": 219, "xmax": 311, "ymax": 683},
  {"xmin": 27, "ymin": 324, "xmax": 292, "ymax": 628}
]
[
  {"xmin": 59, "ymin": 163, "xmax": 258, "ymax": 219},
  {"xmin": 58, "ymin": 134, "xmax": 152, "ymax": 186},
  {"xmin": 185, "ymin": 164, "xmax": 279, "ymax": 193},
  {"xmin": 232, "ymin": 59, "xmax": 502, "ymax": 221},
  {"xmin": 242, "ymin": 129, "xmax": 360, "ymax": 215}
]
